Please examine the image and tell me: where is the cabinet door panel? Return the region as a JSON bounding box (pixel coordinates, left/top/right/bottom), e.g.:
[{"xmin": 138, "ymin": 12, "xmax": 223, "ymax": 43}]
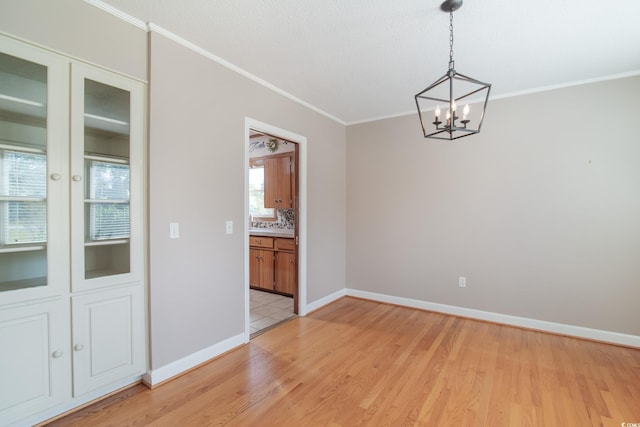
[
  {"xmin": 249, "ymin": 248, "xmax": 274, "ymax": 290},
  {"xmin": 72, "ymin": 285, "xmax": 145, "ymax": 397},
  {"xmin": 249, "ymin": 248, "xmax": 261, "ymax": 288},
  {"xmin": 70, "ymin": 63, "xmax": 144, "ymax": 292},
  {"xmin": 263, "ymin": 157, "xmax": 279, "ymax": 209},
  {"xmin": 275, "ymin": 252, "xmax": 296, "ymax": 296},
  {"xmin": 0, "ymin": 300, "xmax": 70, "ymax": 424},
  {"xmin": 277, "ymin": 156, "xmax": 292, "ymax": 208},
  {"xmin": 0, "ymin": 35, "xmax": 69, "ymax": 304},
  {"xmin": 263, "ymin": 155, "xmax": 292, "ymax": 209}
]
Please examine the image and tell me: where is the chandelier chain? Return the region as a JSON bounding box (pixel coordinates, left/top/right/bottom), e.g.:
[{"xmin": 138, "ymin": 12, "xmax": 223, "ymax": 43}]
[{"xmin": 448, "ymin": 10, "xmax": 455, "ymax": 70}]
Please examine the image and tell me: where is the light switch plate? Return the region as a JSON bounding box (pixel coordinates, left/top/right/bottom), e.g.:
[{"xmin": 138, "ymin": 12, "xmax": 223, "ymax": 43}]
[
  {"xmin": 169, "ymin": 222, "xmax": 179, "ymax": 239},
  {"xmin": 226, "ymin": 220, "xmax": 233, "ymax": 235}
]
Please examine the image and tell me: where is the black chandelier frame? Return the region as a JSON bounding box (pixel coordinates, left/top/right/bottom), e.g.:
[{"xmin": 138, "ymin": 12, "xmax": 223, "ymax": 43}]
[{"xmin": 414, "ymin": 0, "xmax": 491, "ymax": 141}]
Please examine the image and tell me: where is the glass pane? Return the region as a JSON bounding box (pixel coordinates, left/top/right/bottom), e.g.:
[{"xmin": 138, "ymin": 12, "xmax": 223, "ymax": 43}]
[
  {"xmin": 83, "ymin": 79, "xmax": 131, "ymax": 280},
  {"xmin": 87, "ymin": 203, "xmax": 130, "ymax": 241},
  {"xmin": 85, "ymin": 242, "xmax": 130, "ymax": 279},
  {"xmin": 0, "ymin": 52, "xmax": 48, "ymax": 292},
  {"xmin": 2, "ymin": 151, "xmax": 47, "ymax": 244},
  {"xmin": 84, "ymin": 79, "xmax": 130, "ymax": 158},
  {"xmin": 88, "ymin": 160, "xmax": 129, "ymax": 200}
]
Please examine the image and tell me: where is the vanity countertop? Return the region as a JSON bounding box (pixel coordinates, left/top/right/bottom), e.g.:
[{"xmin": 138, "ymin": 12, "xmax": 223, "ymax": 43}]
[{"xmin": 249, "ymin": 228, "xmax": 295, "ymax": 239}]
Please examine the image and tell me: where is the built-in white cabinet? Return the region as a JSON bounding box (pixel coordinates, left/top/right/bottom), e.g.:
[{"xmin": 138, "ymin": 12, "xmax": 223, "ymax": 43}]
[
  {"xmin": 0, "ymin": 35, "xmax": 146, "ymax": 426},
  {"xmin": 0, "ymin": 299, "xmax": 70, "ymax": 425},
  {"xmin": 72, "ymin": 286, "xmax": 145, "ymax": 397}
]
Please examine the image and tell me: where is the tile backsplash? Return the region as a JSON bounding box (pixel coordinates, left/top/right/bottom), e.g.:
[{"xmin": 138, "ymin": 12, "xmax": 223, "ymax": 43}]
[{"xmin": 251, "ymin": 209, "xmax": 294, "ymax": 230}]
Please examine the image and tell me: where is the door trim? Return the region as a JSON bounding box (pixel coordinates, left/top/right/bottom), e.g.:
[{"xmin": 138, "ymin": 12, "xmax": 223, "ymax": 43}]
[{"xmin": 244, "ymin": 118, "xmax": 307, "ymax": 342}]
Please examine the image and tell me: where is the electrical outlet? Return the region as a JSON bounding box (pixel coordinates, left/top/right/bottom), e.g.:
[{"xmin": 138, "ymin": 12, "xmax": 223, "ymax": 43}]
[{"xmin": 459, "ymin": 276, "xmax": 466, "ymax": 288}]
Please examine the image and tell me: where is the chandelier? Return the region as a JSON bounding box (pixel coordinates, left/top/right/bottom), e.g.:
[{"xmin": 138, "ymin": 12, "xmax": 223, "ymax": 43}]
[{"xmin": 414, "ymin": 0, "xmax": 491, "ymax": 140}]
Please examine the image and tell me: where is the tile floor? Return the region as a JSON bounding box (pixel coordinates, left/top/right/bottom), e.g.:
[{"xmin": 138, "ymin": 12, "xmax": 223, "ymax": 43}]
[{"xmin": 250, "ymin": 289, "xmax": 296, "ymax": 337}]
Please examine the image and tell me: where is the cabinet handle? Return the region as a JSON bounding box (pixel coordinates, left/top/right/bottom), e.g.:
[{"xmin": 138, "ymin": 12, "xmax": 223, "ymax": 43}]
[
  {"xmin": 52, "ymin": 350, "xmax": 63, "ymax": 358},
  {"xmin": 50, "ymin": 173, "xmax": 62, "ymax": 181},
  {"xmin": 289, "ymin": 259, "xmax": 294, "ymax": 264},
  {"xmin": 74, "ymin": 344, "xmax": 84, "ymax": 351},
  {"xmin": 72, "ymin": 174, "xmax": 82, "ymax": 182}
]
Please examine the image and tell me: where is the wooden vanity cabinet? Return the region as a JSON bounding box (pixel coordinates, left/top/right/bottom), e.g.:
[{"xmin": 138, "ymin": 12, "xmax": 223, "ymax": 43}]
[
  {"xmin": 249, "ymin": 236, "xmax": 296, "ymax": 296},
  {"xmin": 274, "ymin": 250, "xmax": 296, "ymax": 295},
  {"xmin": 249, "ymin": 248, "xmax": 275, "ymax": 291}
]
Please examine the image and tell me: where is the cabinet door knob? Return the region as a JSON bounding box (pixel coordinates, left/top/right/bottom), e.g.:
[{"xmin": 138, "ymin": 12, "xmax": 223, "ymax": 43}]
[
  {"xmin": 52, "ymin": 350, "xmax": 63, "ymax": 358},
  {"xmin": 50, "ymin": 173, "xmax": 62, "ymax": 181},
  {"xmin": 72, "ymin": 174, "xmax": 82, "ymax": 182},
  {"xmin": 74, "ymin": 344, "xmax": 84, "ymax": 351}
]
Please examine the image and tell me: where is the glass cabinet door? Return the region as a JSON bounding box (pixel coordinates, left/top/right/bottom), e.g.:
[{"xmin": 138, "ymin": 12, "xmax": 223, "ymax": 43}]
[
  {"xmin": 71, "ymin": 63, "xmax": 143, "ymax": 291},
  {"xmin": 0, "ymin": 39, "xmax": 68, "ymax": 301}
]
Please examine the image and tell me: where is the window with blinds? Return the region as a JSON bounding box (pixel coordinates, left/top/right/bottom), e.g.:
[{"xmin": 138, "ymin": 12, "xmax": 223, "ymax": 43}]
[
  {"xmin": 249, "ymin": 165, "xmax": 275, "ymax": 220},
  {"xmin": 86, "ymin": 160, "xmax": 130, "ymax": 241},
  {"xmin": 0, "ymin": 149, "xmax": 47, "ymax": 245}
]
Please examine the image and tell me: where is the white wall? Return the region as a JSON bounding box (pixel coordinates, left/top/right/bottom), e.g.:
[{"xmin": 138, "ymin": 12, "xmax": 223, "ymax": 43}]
[
  {"xmin": 148, "ymin": 31, "xmax": 346, "ymax": 368},
  {"xmin": 0, "ymin": 0, "xmax": 147, "ymax": 81},
  {"xmin": 346, "ymin": 76, "xmax": 640, "ymax": 336}
]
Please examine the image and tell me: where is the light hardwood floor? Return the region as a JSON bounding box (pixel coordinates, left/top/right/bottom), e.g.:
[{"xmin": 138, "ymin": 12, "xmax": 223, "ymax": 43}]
[{"xmin": 45, "ymin": 297, "xmax": 640, "ymax": 426}]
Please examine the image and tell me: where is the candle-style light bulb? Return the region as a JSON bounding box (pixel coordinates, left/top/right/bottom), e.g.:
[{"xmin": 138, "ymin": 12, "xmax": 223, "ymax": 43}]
[
  {"xmin": 446, "ymin": 110, "xmax": 451, "ymax": 120},
  {"xmin": 452, "ymin": 101, "xmax": 457, "ymax": 112},
  {"xmin": 463, "ymin": 104, "xmax": 470, "ymax": 120},
  {"xmin": 434, "ymin": 106, "xmax": 441, "ymax": 120}
]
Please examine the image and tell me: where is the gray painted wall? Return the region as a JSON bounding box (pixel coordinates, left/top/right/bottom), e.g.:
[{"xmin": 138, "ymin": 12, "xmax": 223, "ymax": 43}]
[
  {"xmin": 148, "ymin": 32, "xmax": 346, "ymax": 367},
  {"xmin": 346, "ymin": 76, "xmax": 640, "ymax": 336}
]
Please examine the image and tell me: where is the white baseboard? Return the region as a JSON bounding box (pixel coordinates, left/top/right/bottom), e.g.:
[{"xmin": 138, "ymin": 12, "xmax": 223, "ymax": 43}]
[
  {"xmin": 346, "ymin": 289, "xmax": 640, "ymax": 348},
  {"xmin": 301, "ymin": 288, "xmax": 346, "ymax": 316},
  {"xmin": 143, "ymin": 333, "xmax": 246, "ymax": 386}
]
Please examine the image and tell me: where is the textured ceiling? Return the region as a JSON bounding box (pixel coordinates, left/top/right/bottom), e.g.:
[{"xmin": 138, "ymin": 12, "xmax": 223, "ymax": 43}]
[{"xmin": 94, "ymin": 0, "xmax": 640, "ymax": 125}]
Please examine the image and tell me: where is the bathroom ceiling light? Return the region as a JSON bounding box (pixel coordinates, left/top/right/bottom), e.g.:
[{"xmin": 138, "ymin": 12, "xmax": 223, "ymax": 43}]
[{"xmin": 414, "ymin": 0, "xmax": 491, "ymax": 140}]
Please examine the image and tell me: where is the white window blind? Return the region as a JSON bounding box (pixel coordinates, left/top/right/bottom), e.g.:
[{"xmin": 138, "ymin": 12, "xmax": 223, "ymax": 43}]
[
  {"xmin": 86, "ymin": 160, "xmax": 130, "ymax": 240},
  {"xmin": 0, "ymin": 149, "xmax": 47, "ymax": 244},
  {"xmin": 249, "ymin": 166, "xmax": 274, "ymax": 218}
]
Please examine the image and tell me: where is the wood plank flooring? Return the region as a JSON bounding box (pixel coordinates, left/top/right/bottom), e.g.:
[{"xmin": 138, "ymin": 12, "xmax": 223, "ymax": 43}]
[{"xmin": 45, "ymin": 297, "xmax": 640, "ymax": 426}]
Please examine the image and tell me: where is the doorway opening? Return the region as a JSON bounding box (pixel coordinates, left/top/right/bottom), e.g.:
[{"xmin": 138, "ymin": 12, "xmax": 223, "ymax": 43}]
[{"xmin": 244, "ymin": 119, "xmax": 307, "ymax": 340}]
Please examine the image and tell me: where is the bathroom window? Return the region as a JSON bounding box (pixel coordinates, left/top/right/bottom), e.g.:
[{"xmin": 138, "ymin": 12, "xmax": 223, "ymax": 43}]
[
  {"xmin": 0, "ymin": 149, "xmax": 47, "ymax": 245},
  {"xmin": 85, "ymin": 160, "xmax": 130, "ymax": 240},
  {"xmin": 249, "ymin": 161, "xmax": 275, "ymax": 220}
]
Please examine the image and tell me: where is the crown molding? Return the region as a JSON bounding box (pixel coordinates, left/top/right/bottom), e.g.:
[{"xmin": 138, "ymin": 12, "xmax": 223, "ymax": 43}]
[
  {"xmin": 83, "ymin": 0, "xmax": 148, "ymax": 30},
  {"xmin": 348, "ymin": 70, "xmax": 640, "ymax": 126}
]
